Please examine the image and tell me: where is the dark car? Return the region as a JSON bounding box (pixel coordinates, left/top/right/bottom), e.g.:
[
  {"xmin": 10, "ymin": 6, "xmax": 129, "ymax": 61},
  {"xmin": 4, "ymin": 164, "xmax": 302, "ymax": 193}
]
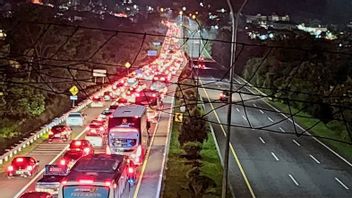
[
  {"xmin": 7, "ymin": 156, "xmax": 40, "ymax": 177},
  {"xmin": 35, "ymin": 165, "xmax": 68, "ymax": 194},
  {"xmin": 220, "ymin": 90, "xmax": 230, "ymax": 101},
  {"xmin": 48, "ymin": 125, "xmax": 72, "ymax": 143},
  {"xmin": 59, "ymin": 140, "xmax": 94, "ymax": 168},
  {"xmin": 20, "ymin": 192, "xmax": 52, "ymax": 198}
]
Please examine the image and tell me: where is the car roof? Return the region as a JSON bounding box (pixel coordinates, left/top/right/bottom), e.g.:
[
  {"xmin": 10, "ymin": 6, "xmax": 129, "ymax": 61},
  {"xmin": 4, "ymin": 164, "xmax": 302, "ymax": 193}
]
[{"xmin": 112, "ymin": 105, "xmax": 146, "ymax": 118}]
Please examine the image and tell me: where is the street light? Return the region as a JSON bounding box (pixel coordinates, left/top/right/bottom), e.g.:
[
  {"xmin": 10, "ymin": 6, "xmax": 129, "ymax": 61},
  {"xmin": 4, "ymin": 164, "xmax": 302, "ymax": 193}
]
[
  {"xmin": 179, "ymin": 11, "xmax": 183, "ymax": 15},
  {"xmin": 222, "ymin": 0, "xmax": 248, "ymax": 198},
  {"xmin": 192, "ymin": 14, "xmax": 196, "ymax": 20}
]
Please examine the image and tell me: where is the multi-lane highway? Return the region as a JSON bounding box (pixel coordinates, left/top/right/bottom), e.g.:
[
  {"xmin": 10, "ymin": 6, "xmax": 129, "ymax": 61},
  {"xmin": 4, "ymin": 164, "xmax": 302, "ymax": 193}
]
[
  {"xmin": 198, "ymin": 63, "xmax": 352, "ymax": 197},
  {"xmin": 0, "ymin": 22, "xmax": 186, "ymax": 198}
]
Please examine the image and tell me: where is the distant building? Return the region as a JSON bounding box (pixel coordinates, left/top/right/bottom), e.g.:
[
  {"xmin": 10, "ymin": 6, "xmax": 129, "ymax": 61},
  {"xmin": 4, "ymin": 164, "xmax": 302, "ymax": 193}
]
[{"xmin": 245, "ymin": 14, "xmax": 290, "ymax": 24}]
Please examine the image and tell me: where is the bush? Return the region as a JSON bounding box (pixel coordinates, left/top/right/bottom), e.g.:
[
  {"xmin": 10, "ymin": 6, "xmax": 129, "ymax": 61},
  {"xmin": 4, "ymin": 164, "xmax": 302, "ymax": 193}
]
[
  {"xmin": 178, "ymin": 108, "xmax": 208, "ymax": 145},
  {"xmin": 183, "ymin": 141, "xmax": 203, "ymax": 160}
]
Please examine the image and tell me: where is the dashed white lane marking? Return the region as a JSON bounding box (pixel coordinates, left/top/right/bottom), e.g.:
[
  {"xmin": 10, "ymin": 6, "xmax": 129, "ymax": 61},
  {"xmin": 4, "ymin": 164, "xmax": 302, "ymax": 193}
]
[
  {"xmin": 259, "ymin": 137, "xmax": 265, "ymax": 144},
  {"xmin": 292, "ymin": 139, "xmax": 301, "ymax": 147},
  {"xmin": 335, "ymin": 177, "xmax": 349, "ymax": 190},
  {"xmin": 309, "ymin": 154, "xmax": 321, "ymax": 164},
  {"xmin": 271, "ymin": 152, "xmax": 279, "ymax": 161},
  {"xmin": 253, "ymin": 103, "xmax": 257, "ymax": 107},
  {"xmin": 289, "ymin": 174, "xmax": 300, "ymax": 186},
  {"xmin": 279, "ymin": 127, "xmax": 285, "ymax": 132},
  {"xmin": 259, "ymin": 110, "xmax": 264, "ymax": 114},
  {"xmin": 236, "ymin": 108, "xmax": 240, "ymax": 112},
  {"xmin": 242, "ymin": 115, "xmax": 247, "ymax": 121},
  {"xmin": 268, "ymin": 117, "xmax": 274, "ymax": 122}
]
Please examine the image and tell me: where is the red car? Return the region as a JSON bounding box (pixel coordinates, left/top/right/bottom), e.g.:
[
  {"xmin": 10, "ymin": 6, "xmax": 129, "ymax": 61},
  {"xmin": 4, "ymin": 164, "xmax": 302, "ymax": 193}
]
[
  {"xmin": 48, "ymin": 125, "xmax": 72, "ymax": 143},
  {"xmin": 87, "ymin": 123, "xmax": 106, "ymax": 136},
  {"xmin": 7, "ymin": 156, "xmax": 40, "ymax": 177},
  {"xmin": 20, "ymin": 192, "xmax": 52, "ymax": 198},
  {"xmin": 90, "ymin": 119, "xmax": 106, "ymax": 126},
  {"xmin": 68, "ymin": 140, "xmax": 94, "ymax": 153},
  {"xmin": 59, "ymin": 146, "xmax": 93, "ymax": 169}
]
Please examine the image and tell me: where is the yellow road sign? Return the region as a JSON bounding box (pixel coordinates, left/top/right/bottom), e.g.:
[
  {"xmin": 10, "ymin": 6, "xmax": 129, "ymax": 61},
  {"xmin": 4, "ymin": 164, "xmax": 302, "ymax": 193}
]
[
  {"xmin": 175, "ymin": 113, "xmax": 183, "ymax": 123},
  {"xmin": 69, "ymin": 85, "xmax": 79, "ymax": 96}
]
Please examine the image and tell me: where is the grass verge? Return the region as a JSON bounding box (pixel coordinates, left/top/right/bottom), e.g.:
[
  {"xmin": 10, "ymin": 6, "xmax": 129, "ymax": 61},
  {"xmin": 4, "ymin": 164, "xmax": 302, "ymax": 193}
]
[
  {"xmin": 271, "ymin": 101, "xmax": 352, "ymax": 161},
  {"xmin": 163, "ymin": 110, "xmax": 223, "ymax": 197}
]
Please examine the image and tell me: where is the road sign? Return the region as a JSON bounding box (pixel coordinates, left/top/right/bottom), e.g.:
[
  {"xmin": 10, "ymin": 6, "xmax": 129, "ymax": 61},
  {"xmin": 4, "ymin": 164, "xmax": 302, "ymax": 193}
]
[
  {"xmin": 175, "ymin": 113, "xmax": 183, "ymax": 122},
  {"xmin": 93, "ymin": 69, "xmax": 107, "ymax": 77},
  {"xmin": 70, "ymin": 95, "xmax": 78, "ymax": 100},
  {"xmin": 69, "ymin": 85, "xmax": 79, "ymax": 96}
]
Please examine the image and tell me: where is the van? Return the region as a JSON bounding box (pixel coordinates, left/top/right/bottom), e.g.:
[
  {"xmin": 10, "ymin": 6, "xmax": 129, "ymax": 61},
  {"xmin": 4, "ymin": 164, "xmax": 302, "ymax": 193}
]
[{"xmin": 66, "ymin": 112, "xmax": 84, "ymax": 127}]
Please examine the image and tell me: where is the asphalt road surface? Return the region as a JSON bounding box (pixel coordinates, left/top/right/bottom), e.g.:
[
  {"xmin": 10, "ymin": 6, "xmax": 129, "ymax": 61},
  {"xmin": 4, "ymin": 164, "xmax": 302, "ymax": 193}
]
[{"xmin": 198, "ymin": 63, "xmax": 352, "ymax": 198}]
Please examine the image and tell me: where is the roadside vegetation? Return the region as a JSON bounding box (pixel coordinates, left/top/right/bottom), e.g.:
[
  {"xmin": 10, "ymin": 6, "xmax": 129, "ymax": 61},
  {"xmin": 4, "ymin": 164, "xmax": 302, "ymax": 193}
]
[
  {"xmin": 163, "ymin": 65, "xmax": 224, "ymax": 197},
  {"xmin": 0, "ymin": 3, "xmax": 167, "ymax": 154},
  {"xmin": 242, "ymin": 34, "xmax": 352, "ymax": 160}
]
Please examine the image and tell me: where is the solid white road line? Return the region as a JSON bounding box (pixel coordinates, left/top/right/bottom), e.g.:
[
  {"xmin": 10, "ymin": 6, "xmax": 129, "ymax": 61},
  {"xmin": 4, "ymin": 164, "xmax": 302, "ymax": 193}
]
[
  {"xmin": 309, "ymin": 154, "xmax": 321, "ymax": 164},
  {"xmin": 236, "ymin": 108, "xmax": 240, "ymax": 112},
  {"xmin": 259, "ymin": 110, "xmax": 264, "ymax": 114},
  {"xmin": 335, "ymin": 177, "xmax": 349, "ymax": 190},
  {"xmin": 259, "ymin": 137, "xmax": 266, "ymax": 144},
  {"xmin": 288, "ymin": 174, "xmax": 300, "ymax": 186},
  {"xmin": 271, "ymin": 152, "xmax": 279, "ymax": 161},
  {"xmin": 268, "ymin": 117, "xmax": 274, "ymax": 122},
  {"xmin": 279, "ymin": 127, "xmax": 285, "ymax": 132},
  {"xmin": 292, "ymin": 139, "xmax": 301, "ymax": 147},
  {"xmin": 14, "ymin": 127, "xmax": 89, "ymax": 198},
  {"xmin": 242, "ymin": 115, "xmax": 247, "ymax": 121},
  {"xmin": 253, "ymin": 103, "xmax": 257, "ymax": 107}
]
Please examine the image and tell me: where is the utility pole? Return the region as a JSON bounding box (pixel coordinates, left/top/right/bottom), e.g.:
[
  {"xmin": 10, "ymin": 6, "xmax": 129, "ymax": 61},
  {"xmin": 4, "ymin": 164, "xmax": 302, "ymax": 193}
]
[{"xmin": 222, "ymin": 0, "xmax": 248, "ymax": 198}]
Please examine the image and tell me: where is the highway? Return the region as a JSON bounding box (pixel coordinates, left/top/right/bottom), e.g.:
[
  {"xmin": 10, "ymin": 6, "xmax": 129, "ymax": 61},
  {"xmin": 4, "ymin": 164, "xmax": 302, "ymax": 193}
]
[
  {"xmin": 198, "ymin": 63, "xmax": 352, "ymax": 197},
  {"xmin": 0, "ymin": 22, "xmax": 185, "ymax": 198}
]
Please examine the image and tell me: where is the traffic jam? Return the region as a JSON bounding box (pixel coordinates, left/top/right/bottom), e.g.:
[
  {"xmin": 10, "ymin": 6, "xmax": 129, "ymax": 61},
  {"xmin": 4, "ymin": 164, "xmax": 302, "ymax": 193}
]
[{"xmin": 10, "ymin": 23, "xmax": 185, "ymax": 198}]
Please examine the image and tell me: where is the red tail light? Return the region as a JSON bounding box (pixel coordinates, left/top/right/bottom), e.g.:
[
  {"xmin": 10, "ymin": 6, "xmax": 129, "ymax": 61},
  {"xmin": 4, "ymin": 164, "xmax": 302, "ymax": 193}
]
[
  {"xmin": 83, "ymin": 147, "xmax": 90, "ymax": 154},
  {"xmin": 27, "ymin": 165, "xmax": 33, "ymax": 171},
  {"xmin": 61, "ymin": 179, "xmax": 67, "ymax": 185},
  {"xmin": 152, "ymin": 94, "xmax": 156, "ymax": 97},
  {"xmin": 99, "ymin": 126, "xmax": 104, "ymax": 131},
  {"xmin": 104, "ymin": 180, "xmax": 112, "ymax": 186},
  {"xmin": 128, "ymin": 167, "xmax": 134, "ymax": 174},
  {"xmin": 74, "ymin": 141, "xmax": 81, "ymax": 146},
  {"xmin": 7, "ymin": 165, "xmax": 13, "ymax": 172},
  {"xmin": 60, "ymin": 159, "xmax": 66, "ymax": 166},
  {"xmin": 49, "ymin": 131, "xmax": 54, "ymax": 135}
]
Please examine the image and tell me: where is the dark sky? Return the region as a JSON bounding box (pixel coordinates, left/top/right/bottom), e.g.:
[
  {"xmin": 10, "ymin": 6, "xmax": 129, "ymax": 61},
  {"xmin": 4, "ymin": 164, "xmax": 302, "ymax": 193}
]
[{"xmin": 242, "ymin": 0, "xmax": 352, "ymax": 24}]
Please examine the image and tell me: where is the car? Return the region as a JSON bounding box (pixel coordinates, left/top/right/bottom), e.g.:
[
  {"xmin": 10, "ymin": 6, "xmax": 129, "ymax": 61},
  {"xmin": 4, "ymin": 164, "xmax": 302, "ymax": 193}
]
[
  {"xmin": 127, "ymin": 77, "xmax": 138, "ymax": 89},
  {"xmin": 7, "ymin": 156, "xmax": 40, "ymax": 177},
  {"xmin": 220, "ymin": 90, "xmax": 230, "ymax": 101},
  {"xmin": 66, "ymin": 112, "xmax": 84, "ymax": 127},
  {"xmin": 20, "ymin": 192, "xmax": 52, "ymax": 198},
  {"xmin": 150, "ymin": 81, "xmax": 168, "ymax": 96},
  {"xmin": 59, "ymin": 146, "xmax": 93, "ymax": 169},
  {"xmin": 87, "ymin": 123, "xmax": 106, "ymax": 136},
  {"xmin": 103, "ymin": 91, "xmax": 115, "ymax": 101},
  {"xmin": 90, "ymin": 119, "xmax": 106, "ymax": 126},
  {"xmin": 48, "ymin": 125, "xmax": 72, "ymax": 143},
  {"xmin": 117, "ymin": 97, "xmax": 129, "ymax": 104},
  {"xmin": 153, "ymin": 74, "xmax": 171, "ymax": 83},
  {"xmin": 68, "ymin": 140, "xmax": 94, "ymax": 153},
  {"xmin": 35, "ymin": 165, "xmax": 69, "ymax": 194},
  {"xmin": 90, "ymin": 96, "xmax": 104, "ymax": 107},
  {"xmin": 98, "ymin": 108, "xmax": 113, "ymax": 120}
]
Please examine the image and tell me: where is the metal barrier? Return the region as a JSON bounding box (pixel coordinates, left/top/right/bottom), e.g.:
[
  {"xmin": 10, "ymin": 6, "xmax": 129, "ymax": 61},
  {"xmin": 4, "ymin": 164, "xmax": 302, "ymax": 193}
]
[{"xmin": 0, "ymin": 85, "xmax": 112, "ymax": 165}]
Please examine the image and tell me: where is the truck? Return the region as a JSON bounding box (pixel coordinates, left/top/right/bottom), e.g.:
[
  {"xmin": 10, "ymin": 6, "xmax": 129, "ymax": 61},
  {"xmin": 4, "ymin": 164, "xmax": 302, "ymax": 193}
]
[{"xmin": 107, "ymin": 104, "xmax": 149, "ymax": 165}]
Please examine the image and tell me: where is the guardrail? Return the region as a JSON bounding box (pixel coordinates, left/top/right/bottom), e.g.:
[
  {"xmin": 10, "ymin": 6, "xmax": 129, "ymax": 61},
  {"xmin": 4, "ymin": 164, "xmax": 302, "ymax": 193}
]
[{"xmin": 0, "ymin": 85, "xmax": 112, "ymax": 165}]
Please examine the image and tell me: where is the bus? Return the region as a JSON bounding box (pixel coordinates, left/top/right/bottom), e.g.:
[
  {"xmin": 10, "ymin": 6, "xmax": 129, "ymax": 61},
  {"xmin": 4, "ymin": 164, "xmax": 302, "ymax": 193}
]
[
  {"xmin": 107, "ymin": 105, "xmax": 149, "ymax": 165},
  {"xmin": 58, "ymin": 154, "xmax": 128, "ymax": 198}
]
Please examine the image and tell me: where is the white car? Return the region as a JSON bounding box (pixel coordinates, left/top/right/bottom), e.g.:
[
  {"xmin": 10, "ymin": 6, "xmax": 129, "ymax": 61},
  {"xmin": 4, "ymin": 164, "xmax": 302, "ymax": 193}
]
[{"xmin": 90, "ymin": 96, "xmax": 104, "ymax": 107}]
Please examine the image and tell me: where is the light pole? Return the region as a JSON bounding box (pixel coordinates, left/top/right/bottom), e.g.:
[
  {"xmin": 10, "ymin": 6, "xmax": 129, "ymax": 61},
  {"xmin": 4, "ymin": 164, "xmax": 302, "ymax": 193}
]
[{"xmin": 222, "ymin": 0, "xmax": 248, "ymax": 198}]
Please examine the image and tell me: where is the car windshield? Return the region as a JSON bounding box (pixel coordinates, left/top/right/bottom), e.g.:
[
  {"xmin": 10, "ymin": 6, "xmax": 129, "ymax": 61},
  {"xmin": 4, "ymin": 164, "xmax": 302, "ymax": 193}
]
[
  {"xmin": 73, "ymin": 158, "xmax": 118, "ymax": 173},
  {"xmin": 68, "ymin": 113, "xmax": 81, "ymax": 117}
]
